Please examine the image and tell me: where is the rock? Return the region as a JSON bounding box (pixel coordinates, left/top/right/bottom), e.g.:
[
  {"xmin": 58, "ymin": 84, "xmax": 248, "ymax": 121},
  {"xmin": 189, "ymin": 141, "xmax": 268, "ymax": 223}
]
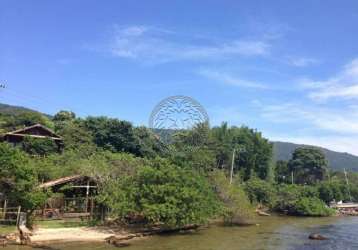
[
  {"xmin": 5, "ymin": 233, "xmax": 17, "ymax": 241},
  {"xmin": 257, "ymin": 210, "xmax": 271, "ymax": 216},
  {"xmin": 308, "ymin": 233, "xmax": 328, "ymax": 240},
  {"xmin": 106, "ymin": 236, "xmax": 132, "ymax": 248}
]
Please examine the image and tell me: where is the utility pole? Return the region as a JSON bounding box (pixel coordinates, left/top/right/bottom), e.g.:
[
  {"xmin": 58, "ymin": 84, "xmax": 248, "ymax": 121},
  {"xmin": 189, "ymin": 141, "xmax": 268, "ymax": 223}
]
[
  {"xmin": 291, "ymin": 171, "xmax": 294, "ymax": 185},
  {"xmin": 230, "ymin": 148, "xmax": 236, "ymax": 185},
  {"xmin": 344, "ymin": 168, "xmax": 352, "ymax": 202}
]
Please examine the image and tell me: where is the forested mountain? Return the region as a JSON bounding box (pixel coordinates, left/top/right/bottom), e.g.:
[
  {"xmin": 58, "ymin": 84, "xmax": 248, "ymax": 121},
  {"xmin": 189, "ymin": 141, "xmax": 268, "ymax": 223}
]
[
  {"xmin": 0, "ymin": 103, "xmax": 49, "ymax": 116},
  {"xmin": 273, "ymin": 141, "xmax": 358, "ymax": 172}
]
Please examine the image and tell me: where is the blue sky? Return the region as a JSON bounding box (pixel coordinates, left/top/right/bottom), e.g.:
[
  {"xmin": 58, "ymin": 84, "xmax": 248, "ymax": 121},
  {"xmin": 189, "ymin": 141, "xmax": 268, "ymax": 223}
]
[{"xmin": 1, "ymin": 1, "xmax": 358, "ymax": 154}]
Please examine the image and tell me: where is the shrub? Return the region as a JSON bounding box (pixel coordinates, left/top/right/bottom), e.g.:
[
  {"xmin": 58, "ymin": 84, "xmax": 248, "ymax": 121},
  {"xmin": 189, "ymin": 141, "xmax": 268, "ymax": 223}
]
[
  {"xmin": 244, "ymin": 177, "xmax": 277, "ymax": 208},
  {"xmin": 209, "ymin": 170, "xmax": 254, "ymax": 225},
  {"xmin": 22, "ymin": 136, "xmax": 59, "ymax": 156},
  {"xmin": 318, "ymin": 181, "xmax": 344, "ymax": 203},
  {"xmin": 98, "ymin": 158, "xmax": 220, "ymax": 228},
  {"xmin": 295, "ymin": 197, "xmax": 335, "ymax": 216},
  {"xmin": 274, "ymin": 184, "xmax": 333, "ymax": 216},
  {"xmin": 0, "ymin": 143, "xmax": 48, "ymax": 226},
  {"xmin": 274, "ymin": 184, "xmax": 304, "ymax": 214}
]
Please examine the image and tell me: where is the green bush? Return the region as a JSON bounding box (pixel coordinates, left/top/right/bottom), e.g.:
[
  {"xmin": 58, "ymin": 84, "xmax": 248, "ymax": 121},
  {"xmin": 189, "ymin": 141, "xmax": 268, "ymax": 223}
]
[
  {"xmin": 0, "ymin": 143, "xmax": 48, "ymax": 226},
  {"xmin": 98, "ymin": 158, "xmax": 220, "ymax": 228},
  {"xmin": 22, "ymin": 136, "xmax": 59, "ymax": 156},
  {"xmin": 244, "ymin": 177, "xmax": 277, "ymax": 208},
  {"xmin": 209, "ymin": 170, "xmax": 254, "ymax": 225},
  {"xmin": 274, "ymin": 184, "xmax": 334, "ymax": 216},
  {"xmin": 295, "ymin": 197, "xmax": 335, "ymax": 216},
  {"xmin": 274, "ymin": 184, "xmax": 303, "ymax": 214},
  {"xmin": 318, "ymin": 181, "xmax": 344, "ymax": 203}
]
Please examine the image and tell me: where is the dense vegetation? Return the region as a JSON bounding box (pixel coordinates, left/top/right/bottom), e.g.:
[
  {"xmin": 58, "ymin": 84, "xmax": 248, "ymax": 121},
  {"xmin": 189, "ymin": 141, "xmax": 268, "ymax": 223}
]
[{"xmin": 1, "ymin": 105, "xmax": 358, "ymax": 228}]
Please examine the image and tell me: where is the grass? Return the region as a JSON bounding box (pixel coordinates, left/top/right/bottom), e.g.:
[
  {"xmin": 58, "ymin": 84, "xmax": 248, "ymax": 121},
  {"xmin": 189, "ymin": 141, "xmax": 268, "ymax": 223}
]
[
  {"xmin": 0, "ymin": 225, "xmax": 16, "ymax": 234},
  {"xmin": 35, "ymin": 218, "xmax": 91, "ymax": 229}
]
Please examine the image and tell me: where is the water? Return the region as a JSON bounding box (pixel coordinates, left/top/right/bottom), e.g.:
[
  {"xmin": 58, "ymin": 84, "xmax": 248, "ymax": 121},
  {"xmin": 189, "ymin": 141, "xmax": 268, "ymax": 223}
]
[{"xmin": 4, "ymin": 216, "xmax": 358, "ymax": 250}]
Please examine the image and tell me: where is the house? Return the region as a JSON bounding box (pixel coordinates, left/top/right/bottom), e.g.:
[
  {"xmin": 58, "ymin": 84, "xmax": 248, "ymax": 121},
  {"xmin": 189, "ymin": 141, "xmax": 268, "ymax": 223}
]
[
  {"xmin": 0, "ymin": 123, "xmax": 64, "ymax": 151},
  {"xmin": 37, "ymin": 175, "xmax": 101, "ymax": 219}
]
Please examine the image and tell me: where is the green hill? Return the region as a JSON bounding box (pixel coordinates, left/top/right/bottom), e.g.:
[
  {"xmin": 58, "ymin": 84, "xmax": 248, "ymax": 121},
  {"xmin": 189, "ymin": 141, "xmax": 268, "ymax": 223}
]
[
  {"xmin": 0, "ymin": 103, "xmax": 50, "ymax": 117},
  {"xmin": 0, "ymin": 103, "xmax": 53, "ymax": 133},
  {"xmin": 273, "ymin": 141, "xmax": 358, "ymax": 172}
]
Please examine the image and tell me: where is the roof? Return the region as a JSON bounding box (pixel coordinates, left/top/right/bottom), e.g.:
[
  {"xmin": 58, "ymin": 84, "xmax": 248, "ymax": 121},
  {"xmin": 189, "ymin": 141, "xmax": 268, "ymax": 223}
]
[
  {"xmin": 39, "ymin": 175, "xmax": 84, "ymax": 188},
  {"xmin": 3, "ymin": 123, "xmax": 63, "ymax": 140}
]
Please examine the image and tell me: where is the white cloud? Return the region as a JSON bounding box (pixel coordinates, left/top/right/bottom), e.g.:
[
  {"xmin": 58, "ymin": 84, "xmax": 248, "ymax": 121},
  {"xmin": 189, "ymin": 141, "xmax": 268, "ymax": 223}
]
[
  {"xmin": 118, "ymin": 25, "xmax": 148, "ymax": 36},
  {"xmin": 255, "ymin": 101, "xmax": 358, "ymax": 135},
  {"xmin": 109, "ymin": 25, "xmax": 270, "ymax": 63},
  {"xmin": 259, "ymin": 101, "xmax": 358, "ymax": 155},
  {"xmin": 287, "ymin": 57, "xmax": 319, "ymax": 67},
  {"xmin": 301, "ymin": 58, "xmax": 358, "ymax": 100},
  {"xmin": 198, "ymin": 69, "xmax": 268, "ymax": 89}
]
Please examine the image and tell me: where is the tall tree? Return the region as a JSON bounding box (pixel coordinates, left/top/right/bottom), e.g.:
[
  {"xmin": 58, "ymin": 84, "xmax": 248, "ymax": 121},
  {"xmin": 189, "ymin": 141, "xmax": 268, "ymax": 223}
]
[
  {"xmin": 288, "ymin": 147, "xmax": 328, "ymax": 184},
  {"xmin": 275, "ymin": 160, "xmax": 289, "ymax": 183},
  {"xmin": 83, "ymin": 116, "xmax": 138, "ymax": 154},
  {"xmin": 0, "ymin": 143, "xmax": 47, "ymax": 220}
]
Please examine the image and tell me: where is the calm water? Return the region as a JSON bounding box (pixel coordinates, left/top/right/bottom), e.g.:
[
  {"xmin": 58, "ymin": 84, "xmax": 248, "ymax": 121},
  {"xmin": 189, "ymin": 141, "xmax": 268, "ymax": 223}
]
[{"xmin": 5, "ymin": 216, "xmax": 358, "ymax": 250}]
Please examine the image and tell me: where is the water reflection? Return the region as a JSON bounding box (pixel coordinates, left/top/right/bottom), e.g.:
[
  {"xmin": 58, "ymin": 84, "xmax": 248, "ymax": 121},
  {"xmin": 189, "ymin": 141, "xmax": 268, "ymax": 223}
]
[{"xmin": 4, "ymin": 216, "xmax": 358, "ymax": 250}]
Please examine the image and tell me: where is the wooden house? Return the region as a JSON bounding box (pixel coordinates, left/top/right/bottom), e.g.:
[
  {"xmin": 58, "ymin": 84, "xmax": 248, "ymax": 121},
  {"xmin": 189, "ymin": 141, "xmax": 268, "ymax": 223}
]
[
  {"xmin": 0, "ymin": 123, "xmax": 64, "ymax": 150},
  {"xmin": 38, "ymin": 175, "xmax": 100, "ymax": 219}
]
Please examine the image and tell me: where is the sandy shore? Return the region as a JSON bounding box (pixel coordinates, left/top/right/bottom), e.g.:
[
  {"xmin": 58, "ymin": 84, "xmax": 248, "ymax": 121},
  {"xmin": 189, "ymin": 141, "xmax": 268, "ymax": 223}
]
[{"xmin": 29, "ymin": 227, "xmax": 121, "ymax": 243}]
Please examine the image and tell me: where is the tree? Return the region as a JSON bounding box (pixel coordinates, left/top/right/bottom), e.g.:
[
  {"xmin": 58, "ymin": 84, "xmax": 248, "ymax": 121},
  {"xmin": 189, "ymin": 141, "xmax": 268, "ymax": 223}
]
[
  {"xmin": 97, "ymin": 158, "xmax": 220, "ymax": 227},
  {"xmin": 55, "ymin": 119, "xmax": 96, "ymax": 154},
  {"xmin": 295, "ymin": 197, "xmax": 335, "ymax": 216},
  {"xmin": 173, "ymin": 123, "xmax": 273, "ymax": 180},
  {"xmin": 133, "ymin": 126, "xmax": 168, "ymax": 158},
  {"xmin": 0, "ymin": 143, "xmax": 47, "ymax": 223},
  {"xmin": 209, "ymin": 170, "xmax": 253, "ymax": 225},
  {"xmin": 53, "ymin": 110, "xmax": 76, "ymax": 122},
  {"xmin": 275, "ymin": 160, "xmax": 289, "ymax": 183},
  {"xmin": 318, "ymin": 181, "xmax": 344, "ymax": 203},
  {"xmin": 83, "ymin": 116, "xmax": 139, "ymax": 155},
  {"xmin": 288, "ymin": 147, "xmax": 328, "ymax": 184},
  {"xmin": 169, "ymin": 123, "xmax": 217, "ymax": 172},
  {"xmin": 169, "ymin": 144, "xmax": 216, "ymax": 172},
  {"xmin": 22, "ymin": 136, "xmax": 59, "ymax": 156},
  {"xmin": 173, "ymin": 122, "xmax": 211, "ymax": 147},
  {"xmin": 1, "ymin": 111, "xmax": 53, "ymax": 132},
  {"xmin": 244, "ymin": 177, "xmax": 277, "ymax": 208},
  {"xmin": 211, "ymin": 125, "xmax": 273, "ymax": 180}
]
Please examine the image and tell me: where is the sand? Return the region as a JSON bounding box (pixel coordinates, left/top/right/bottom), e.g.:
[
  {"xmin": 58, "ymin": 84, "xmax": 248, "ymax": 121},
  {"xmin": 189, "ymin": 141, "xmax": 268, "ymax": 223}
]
[{"xmin": 29, "ymin": 227, "xmax": 119, "ymax": 243}]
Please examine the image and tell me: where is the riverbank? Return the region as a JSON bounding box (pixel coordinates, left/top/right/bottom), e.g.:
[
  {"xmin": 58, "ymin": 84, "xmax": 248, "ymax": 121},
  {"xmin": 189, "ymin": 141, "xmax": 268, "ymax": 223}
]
[
  {"xmin": 3, "ymin": 215, "xmax": 355, "ymax": 250},
  {"xmin": 2, "ymin": 213, "xmax": 356, "ymax": 247},
  {"xmin": 30, "ymin": 227, "xmax": 117, "ymax": 243}
]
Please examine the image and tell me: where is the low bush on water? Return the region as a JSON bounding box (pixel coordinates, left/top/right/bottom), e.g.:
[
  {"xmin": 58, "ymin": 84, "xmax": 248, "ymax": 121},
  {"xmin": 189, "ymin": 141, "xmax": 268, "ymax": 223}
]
[
  {"xmin": 295, "ymin": 197, "xmax": 335, "ymax": 216},
  {"xmin": 209, "ymin": 171, "xmax": 254, "ymax": 225}
]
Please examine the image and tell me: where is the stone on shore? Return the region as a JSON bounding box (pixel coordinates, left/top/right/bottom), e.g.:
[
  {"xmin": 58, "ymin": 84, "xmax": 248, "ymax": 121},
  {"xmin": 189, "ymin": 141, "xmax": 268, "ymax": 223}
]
[{"xmin": 308, "ymin": 233, "xmax": 328, "ymax": 240}]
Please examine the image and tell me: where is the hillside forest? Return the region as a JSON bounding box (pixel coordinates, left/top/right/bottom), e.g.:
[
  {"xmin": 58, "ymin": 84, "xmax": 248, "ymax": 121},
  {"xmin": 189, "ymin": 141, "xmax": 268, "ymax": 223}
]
[{"xmin": 1, "ymin": 107, "xmax": 358, "ymax": 228}]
